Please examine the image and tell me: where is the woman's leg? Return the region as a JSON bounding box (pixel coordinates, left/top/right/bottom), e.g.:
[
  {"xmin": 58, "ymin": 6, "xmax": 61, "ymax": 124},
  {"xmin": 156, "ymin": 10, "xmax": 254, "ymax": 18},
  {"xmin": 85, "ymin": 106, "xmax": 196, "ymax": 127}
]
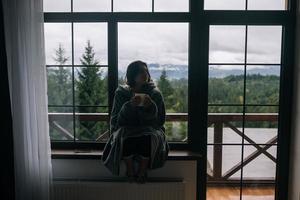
[
  {"xmin": 122, "ymin": 138, "xmax": 136, "ymax": 181},
  {"xmin": 136, "ymin": 135, "xmax": 151, "ymax": 183}
]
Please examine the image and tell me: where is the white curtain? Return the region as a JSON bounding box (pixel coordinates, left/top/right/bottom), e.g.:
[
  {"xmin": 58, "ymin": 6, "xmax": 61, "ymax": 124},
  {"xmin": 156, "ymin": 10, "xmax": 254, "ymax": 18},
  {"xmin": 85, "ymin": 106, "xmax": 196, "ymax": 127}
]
[{"xmin": 2, "ymin": 0, "xmax": 52, "ymax": 199}]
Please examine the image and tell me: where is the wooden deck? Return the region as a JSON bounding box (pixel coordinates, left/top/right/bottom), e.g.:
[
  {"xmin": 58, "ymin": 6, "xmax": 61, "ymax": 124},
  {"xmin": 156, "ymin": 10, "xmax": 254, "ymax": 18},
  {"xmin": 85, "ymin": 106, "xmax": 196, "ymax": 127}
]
[{"xmin": 207, "ymin": 186, "xmax": 275, "ymax": 200}]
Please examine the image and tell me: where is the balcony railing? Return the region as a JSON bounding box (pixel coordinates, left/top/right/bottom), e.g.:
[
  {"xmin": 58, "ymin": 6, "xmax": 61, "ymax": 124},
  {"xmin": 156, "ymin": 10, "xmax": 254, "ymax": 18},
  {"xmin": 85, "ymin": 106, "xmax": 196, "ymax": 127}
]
[{"xmin": 48, "ymin": 112, "xmax": 277, "ymax": 184}]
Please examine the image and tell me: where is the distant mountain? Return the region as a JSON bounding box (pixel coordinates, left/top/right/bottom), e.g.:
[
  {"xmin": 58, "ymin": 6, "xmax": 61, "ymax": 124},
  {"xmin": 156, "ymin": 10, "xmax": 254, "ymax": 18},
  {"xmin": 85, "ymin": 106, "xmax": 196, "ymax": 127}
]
[{"xmin": 118, "ymin": 63, "xmax": 280, "ymax": 80}]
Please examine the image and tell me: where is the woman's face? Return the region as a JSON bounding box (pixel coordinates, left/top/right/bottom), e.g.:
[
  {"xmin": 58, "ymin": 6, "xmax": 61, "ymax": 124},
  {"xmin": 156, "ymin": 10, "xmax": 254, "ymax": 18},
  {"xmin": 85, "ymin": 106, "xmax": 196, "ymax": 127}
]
[{"xmin": 134, "ymin": 65, "xmax": 149, "ymax": 85}]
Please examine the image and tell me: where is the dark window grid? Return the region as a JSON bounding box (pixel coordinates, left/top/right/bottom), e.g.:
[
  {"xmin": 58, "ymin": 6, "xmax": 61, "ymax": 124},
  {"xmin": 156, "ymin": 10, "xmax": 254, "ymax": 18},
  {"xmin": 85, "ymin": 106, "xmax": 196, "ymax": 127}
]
[
  {"xmin": 45, "ymin": 22, "xmax": 192, "ymax": 144},
  {"xmin": 208, "ymin": 104, "xmax": 279, "ymax": 106},
  {"xmin": 42, "ymin": 20, "xmax": 286, "ymax": 148},
  {"xmin": 71, "ymin": 21, "xmax": 109, "ymax": 142},
  {"xmin": 207, "ymin": 143, "xmax": 278, "ymax": 146},
  {"xmin": 240, "ymin": 24, "xmax": 274, "ymax": 199},
  {"xmin": 48, "ymin": 105, "xmax": 109, "ymax": 108},
  {"xmin": 207, "ymin": 24, "xmax": 283, "ymax": 199},
  {"xmin": 44, "ymin": 4, "xmax": 295, "ymax": 200},
  {"xmin": 239, "ymin": 24, "xmax": 248, "ymax": 200},
  {"xmin": 46, "ymin": 0, "xmax": 292, "ymax": 13},
  {"xmin": 43, "ymin": 14, "xmax": 288, "ymax": 154},
  {"xmin": 69, "ymin": 0, "xmax": 191, "ymax": 13},
  {"xmin": 207, "ymin": 111, "xmax": 279, "ymax": 146},
  {"xmin": 209, "ymin": 63, "xmax": 281, "ymax": 65},
  {"xmin": 46, "ymin": 21, "xmax": 192, "ymax": 146},
  {"xmin": 44, "ymin": 20, "xmax": 110, "ymax": 141},
  {"xmin": 207, "ymin": 143, "xmax": 277, "ymax": 183},
  {"xmin": 46, "ymin": 65, "xmax": 109, "ymax": 67},
  {"xmin": 205, "ymin": 0, "xmax": 289, "ymax": 11},
  {"xmin": 47, "ymin": 64, "xmax": 109, "ymax": 107}
]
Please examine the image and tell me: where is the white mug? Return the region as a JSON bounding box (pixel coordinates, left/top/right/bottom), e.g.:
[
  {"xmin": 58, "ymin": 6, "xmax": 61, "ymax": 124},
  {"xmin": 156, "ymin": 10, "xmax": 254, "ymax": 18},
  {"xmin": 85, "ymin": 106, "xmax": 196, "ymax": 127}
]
[{"xmin": 134, "ymin": 93, "xmax": 146, "ymax": 106}]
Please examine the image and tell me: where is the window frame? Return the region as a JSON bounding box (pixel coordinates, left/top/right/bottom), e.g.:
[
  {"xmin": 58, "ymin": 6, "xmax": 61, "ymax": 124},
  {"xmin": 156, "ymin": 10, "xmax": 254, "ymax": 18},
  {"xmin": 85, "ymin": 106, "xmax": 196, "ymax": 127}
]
[{"xmin": 45, "ymin": 0, "xmax": 296, "ymax": 199}]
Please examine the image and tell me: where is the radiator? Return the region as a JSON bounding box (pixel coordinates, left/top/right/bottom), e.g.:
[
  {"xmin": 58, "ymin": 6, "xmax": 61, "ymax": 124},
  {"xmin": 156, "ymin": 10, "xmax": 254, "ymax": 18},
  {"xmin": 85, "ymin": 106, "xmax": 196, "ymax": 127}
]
[{"xmin": 51, "ymin": 180, "xmax": 185, "ymax": 200}]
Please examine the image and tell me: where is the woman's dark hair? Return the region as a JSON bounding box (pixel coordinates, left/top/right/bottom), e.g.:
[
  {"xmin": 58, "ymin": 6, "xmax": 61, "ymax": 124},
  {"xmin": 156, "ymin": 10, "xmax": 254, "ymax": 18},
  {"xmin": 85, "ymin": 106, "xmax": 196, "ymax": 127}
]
[{"xmin": 125, "ymin": 60, "xmax": 151, "ymax": 87}]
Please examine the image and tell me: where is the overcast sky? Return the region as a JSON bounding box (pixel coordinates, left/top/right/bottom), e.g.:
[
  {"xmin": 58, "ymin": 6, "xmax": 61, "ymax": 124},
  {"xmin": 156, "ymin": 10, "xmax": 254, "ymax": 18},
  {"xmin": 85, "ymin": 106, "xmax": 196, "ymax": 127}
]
[{"xmin": 44, "ymin": 0, "xmax": 284, "ymax": 73}]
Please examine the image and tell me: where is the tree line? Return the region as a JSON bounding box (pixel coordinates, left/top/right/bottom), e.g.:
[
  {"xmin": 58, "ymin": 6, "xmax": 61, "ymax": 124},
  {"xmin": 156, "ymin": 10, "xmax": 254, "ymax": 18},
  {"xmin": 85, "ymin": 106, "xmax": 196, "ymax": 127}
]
[{"xmin": 48, "ymin": 41, "xmax": 279, "ymax": 141}]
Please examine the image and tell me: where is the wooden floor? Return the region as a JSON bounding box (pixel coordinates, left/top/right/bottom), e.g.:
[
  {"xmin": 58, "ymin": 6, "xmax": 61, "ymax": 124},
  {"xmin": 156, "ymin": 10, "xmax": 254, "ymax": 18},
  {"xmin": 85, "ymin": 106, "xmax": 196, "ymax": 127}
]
[{"xmin": 207, "ymin": 186, "xmax": 275, "ymax": 200}]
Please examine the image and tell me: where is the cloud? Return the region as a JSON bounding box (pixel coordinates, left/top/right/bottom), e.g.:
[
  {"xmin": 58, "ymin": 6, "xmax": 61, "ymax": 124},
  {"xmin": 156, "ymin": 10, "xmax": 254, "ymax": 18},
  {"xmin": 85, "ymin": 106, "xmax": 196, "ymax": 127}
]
[{"xmin": 44, "ymin": 1, "xmax": 283, "ymax": 71}]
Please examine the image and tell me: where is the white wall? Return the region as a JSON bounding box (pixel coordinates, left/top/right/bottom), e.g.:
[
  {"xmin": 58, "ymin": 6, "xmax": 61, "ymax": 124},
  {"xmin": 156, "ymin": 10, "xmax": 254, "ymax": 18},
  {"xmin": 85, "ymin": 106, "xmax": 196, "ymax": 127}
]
[
  {"xmin": 289, "ymin": 1, "xmax": 300, "ymax": 199},
  {"xmin": 52, "ymin": 159, "xmax": 197, "ymax": 200}
]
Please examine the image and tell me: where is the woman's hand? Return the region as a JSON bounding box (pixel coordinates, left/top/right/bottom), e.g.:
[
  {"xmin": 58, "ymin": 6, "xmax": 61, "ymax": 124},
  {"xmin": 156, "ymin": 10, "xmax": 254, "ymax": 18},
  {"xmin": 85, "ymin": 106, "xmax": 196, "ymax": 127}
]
[
  {"xmin": 143, "ymin": 94, "xmax": 152, "ymax": 108},
  {"xmin": 130, "ymin": 95, "xmax": 142, "ymax": 106}
]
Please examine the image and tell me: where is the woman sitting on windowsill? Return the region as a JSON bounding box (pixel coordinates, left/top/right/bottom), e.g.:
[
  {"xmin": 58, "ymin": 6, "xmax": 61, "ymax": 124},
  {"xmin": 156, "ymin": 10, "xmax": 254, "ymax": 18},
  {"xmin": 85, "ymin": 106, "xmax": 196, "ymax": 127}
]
[{"xmin": 101, "ymin": 60, "xmax": 169, "ymax": 184}]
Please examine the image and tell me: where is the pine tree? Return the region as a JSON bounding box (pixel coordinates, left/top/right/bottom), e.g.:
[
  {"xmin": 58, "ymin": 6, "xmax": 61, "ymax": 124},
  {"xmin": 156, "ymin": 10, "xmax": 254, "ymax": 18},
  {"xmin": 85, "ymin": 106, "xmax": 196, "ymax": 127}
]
[
  {"xmin": 47, "ymin": 43, "xmax": 72, "ymax": 107},
  {"xmin": 157, "ymin": 68, "xmax": 177, "ymax": 140},
  {"xmin": 76, "ymin": 40, "xmax": 107, "ymax": 140},
  {"xmin": 47, "ymin": 43, "xmax": 72, "ymax": 139},
  {"xmin": 157, "ymin": 68, "xmax": 176, "ymax": 112}
]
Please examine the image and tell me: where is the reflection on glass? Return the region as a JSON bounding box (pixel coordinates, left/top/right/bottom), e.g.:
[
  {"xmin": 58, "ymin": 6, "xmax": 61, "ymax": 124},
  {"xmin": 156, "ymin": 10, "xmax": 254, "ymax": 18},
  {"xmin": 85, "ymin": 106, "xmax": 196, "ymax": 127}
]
[
  {"xmin": 47, "ymin": 67, "xmax": 73, "ymax": 106},
  {"xmin": 154, "ymin": 0, "xmax": 189, "ymax": 12},
  {"xmin": 242, "ymin": 145, "xmax": 276, "ymax": 200},
  {"xmin": 247, "ymin": 26, "xmax": 282, "ymax": 64},
  {"xmin": 73, "ymin": 0, "xmax": 111, "ymax": 12},
  {"xmin": 75, "ymin": 106, "xmax": 109, "ymax": 141},
  {"xmin": 248, "ymin": 0, "xmax": 286, "ymax": 10},
  {"xmin": 43, "ymin": 0, "xmax": 71, "ymax": 12},
  {"xmin": 48, "ymin": 107, "xmax": 74, "ymax": 140},
  {"xmin": 75, "ymin": 67, "xmax": 108, "ymax": 106},
  {"xmin": 74, "ymin": 23, "xmax": 108, "ymax": 65},
  {"xmin": 118, "ymin": 22, "xmax": 188, "ymax": 142},
  {"xmin": 113, "ymin": 0, "xmax": 151, "ymax": 12},
  {"xmin": 209, "ymin": 26, "xmax": 246, "ymax": 63},
  {"xmin": 204, "ymin": 0, "xmax": 245, "ymax": 10},
  {"xmin": 44, "ymin": 23, "xmax": 72, "ymax": 65}
]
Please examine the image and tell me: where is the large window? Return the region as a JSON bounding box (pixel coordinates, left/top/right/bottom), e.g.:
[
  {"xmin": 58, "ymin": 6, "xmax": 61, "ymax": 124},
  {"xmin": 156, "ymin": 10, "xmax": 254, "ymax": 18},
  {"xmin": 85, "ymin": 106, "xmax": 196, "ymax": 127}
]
[
  {"xmin": 45, "ymin": 22, "xmax": 109, "ymax": 142},
  {"xmin": 118, "ymin": 22, "xmax": 189, "ymax": 142},
  {"xmin": 207, "ymin": 25, "xmax": 282, "ymax": 199},
  {"xmin": 44, "ymin": 0, "xmax": 295, "ymax": 199},
  {"xmin": 204, "ymin": 0, "xmax": 287, "ymax": 10}
]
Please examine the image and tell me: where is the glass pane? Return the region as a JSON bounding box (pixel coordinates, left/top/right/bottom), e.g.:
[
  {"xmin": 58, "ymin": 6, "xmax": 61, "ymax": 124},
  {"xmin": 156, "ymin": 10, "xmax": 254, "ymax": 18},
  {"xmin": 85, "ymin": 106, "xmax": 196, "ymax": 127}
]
[
  {"xmin": 248, "ymin": 0, "xmax": 287, "ymax": 10},
  {"xmin": 44, "ymin": 23, "xmax": 72, "ymax": 65},
  {"xmin": 208, "ymin": 106, "xmax": 244, "ymax": 144},
  {"xmin": 165, "ymin": 121, "xmax": 188, "ymax": 142},
  {"xmin": 113, "ymin": 0, "xmax": 152, "ymax": 12},
  {"xmin": 75, "ymin": 106, "xmax": 109, "ymax": 141},
  {"xmin": 245, "ymin": 65, "xmax": 280, "ymax": 105},
  {"xmin": 207, "ymin": 145, "xmax": 243, "ymax": 179},
  {"xmin": 204, "ymin": 0, "xmax": 245, "ymax": 10},
  {"xmin": 47, "ymin": 67, "xmax": 73, "ymax": 106},
  {"xmin": 247, "ymin": 26, "xmax": 282, "ymax": 64},
  {"xmin": 207, "ymin": 145, "xmax": 242, "ymax": 200},
  {"xmin": 154, "ymin": 0, "xmax": 189, "ymax": 12},
  {"xmin": 73, "ymin": 0, "xmax": 111, "ymax": 12},
  {"xmin": 43, "ymin": 0, "xmax": 71, "ymax": 12},
  {"xmin": 244, "ymin": 106, "xmax": 278, "ymax": 145},
  {"xmin": 74, "ymin": 23, "xmax": 108, "ymax": 65},
  {"xmin": 75, "ymin": 67, "xmax": 108, "ymax": 106},
  {"xmin": 209, "ymin": 65, "xmax": 244, "ymax": 104},
  {"xmin": 118, "ymin": 22, "xmax": 189, "ymax": 142},
  {"xmin": 242, "ymin": 145, "xmax": 276, "ymax": 200},
  {"xmin": 209, "ymin": 26, "xmax": 246, "ymax": 64},
  {"xmin": 118, "ymin": 23, "xmax": 188, "ymax": 110},
  {"xmin": 48, "ymin": 107, "xmax": 74, "ymax": 141}
]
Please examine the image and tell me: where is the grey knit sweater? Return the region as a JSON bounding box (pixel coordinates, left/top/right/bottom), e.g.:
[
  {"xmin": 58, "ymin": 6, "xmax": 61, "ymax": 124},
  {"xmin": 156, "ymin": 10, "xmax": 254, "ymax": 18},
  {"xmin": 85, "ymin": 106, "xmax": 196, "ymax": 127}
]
[{"xmin": 101, "ymin": 80, "xmax": 169, "ymax": 176}]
